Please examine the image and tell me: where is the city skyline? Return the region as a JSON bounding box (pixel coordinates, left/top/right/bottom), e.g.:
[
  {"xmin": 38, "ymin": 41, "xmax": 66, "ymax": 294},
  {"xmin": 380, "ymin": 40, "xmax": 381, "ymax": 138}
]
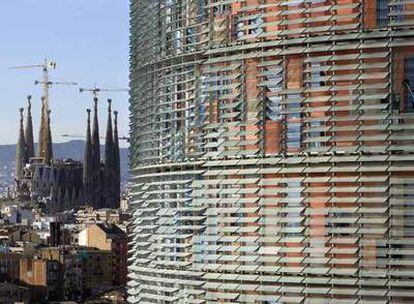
[
  {"xmin": 2, "ymin": 1, "xmax": 414, "ymax": 303},
  {"xmin": 0, "ymin": 0, "xmax": 130, "ymax": 146}
]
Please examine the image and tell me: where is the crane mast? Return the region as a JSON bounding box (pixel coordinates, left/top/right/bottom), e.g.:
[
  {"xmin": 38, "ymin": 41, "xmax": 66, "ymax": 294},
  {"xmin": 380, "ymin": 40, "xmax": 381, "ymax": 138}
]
[
  {"xmin": 10, "ymin": 58, "xmax": 57, "ymax": 110},
  {"xmin": 42, "ymin": 60, "xmax": 50, "ymax": 109}
]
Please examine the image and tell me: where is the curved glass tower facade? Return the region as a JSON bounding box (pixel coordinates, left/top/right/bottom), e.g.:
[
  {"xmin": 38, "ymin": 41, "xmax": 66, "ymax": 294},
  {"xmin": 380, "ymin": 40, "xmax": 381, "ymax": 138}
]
[{"xmin": 129, "ymin": 1, "xmax": 414, "ymax": 303}]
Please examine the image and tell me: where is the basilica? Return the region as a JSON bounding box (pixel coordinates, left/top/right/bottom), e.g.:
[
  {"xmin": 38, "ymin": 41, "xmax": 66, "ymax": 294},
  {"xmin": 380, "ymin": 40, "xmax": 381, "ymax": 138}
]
[{"xmin": 14, "ymin": 95, "xmax": 121, "ymax": 212}]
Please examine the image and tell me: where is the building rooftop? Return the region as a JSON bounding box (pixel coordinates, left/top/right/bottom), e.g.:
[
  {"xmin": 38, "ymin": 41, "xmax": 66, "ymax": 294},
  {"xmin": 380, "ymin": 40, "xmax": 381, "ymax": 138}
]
[{"xmin": 96, "ymin": 223, "xmax": 125, "ymax": 237}]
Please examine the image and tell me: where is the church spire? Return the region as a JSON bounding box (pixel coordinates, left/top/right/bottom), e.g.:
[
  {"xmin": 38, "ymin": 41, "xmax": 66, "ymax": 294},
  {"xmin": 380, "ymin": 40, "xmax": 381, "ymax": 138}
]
[
  {"xmin": 91, "ymin": 97, "xmax": 101, "ymax": 208},
  {"xmin": 83, "ymin": 109, "xmax": 93, "ymax": 204},
  {"xmin": 46, "ymin": 109, "xmax": 53, "ymax": 164},
  {"xmin": 16, "ymin": 108, "xmax": 26, "ymax": 180},
  {"xmin": 38, "ymin": 96, "xmax": 48, "ymax": 163},
  {"xmin": 105, "ymin": 99, "xmax": 114, "ymax": 168},
  {"xmin": 113, "ymin": 110, "xmax": 121, "ymax": 207},
  {"xmin": 25, "ymin": 95, "xmax": 34, "ymax": 162},
  {"xmin": 104, "ymin": 99, "xmax": 114, "ymax": 208},
  {"xmin": 92, "ymin": 97, "xmax": 101, "ymax": 169}
]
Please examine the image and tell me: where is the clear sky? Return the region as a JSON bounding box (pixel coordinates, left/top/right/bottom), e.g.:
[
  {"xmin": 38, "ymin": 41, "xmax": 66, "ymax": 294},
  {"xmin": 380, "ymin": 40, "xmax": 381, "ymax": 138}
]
[{"xmin": 0, "ymin": 0, "xmax": 130, "ymax": 146}]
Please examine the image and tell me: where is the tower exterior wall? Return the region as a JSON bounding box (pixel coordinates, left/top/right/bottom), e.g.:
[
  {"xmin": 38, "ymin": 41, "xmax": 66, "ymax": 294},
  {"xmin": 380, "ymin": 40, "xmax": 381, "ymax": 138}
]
[{"xmin": 129, "ymin": 1, "xmax": 414, "ymax": 303}]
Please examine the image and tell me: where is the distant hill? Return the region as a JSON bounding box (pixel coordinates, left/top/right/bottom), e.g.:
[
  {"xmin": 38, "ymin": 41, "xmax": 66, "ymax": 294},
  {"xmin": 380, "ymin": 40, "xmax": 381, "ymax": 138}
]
[{"xmin": 0, "ymin": 140, "xmax": 129, "ymax": 188}]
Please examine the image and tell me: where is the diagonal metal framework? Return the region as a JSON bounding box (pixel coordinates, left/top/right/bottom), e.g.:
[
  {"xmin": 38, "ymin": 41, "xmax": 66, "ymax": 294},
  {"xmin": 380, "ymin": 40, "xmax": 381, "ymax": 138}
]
[{"xmin": 129, "ymin": 0, "xmax": 414, "ymax": 303}]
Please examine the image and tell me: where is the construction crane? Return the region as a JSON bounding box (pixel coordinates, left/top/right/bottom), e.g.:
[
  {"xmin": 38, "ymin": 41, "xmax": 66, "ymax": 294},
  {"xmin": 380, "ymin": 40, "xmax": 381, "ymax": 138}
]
[
  {"xmin": 61, "ymin": 134, "xmax": 130, "ymax": 142},
  {"xmin": 9, "ymin": 58, "xmax": 77, "ymax": 109},
  {"xmin": 34, "ymin": 79, "xmax": 78, "ymax": 102},
  {"xmin": 35, "ymin": 80, "xmax": 78, "ymax": 86},
  {"xmin": 79, "ymin": 85, "xmax": 128, "ymax": 97},
  {"xmin": 9, "ymin": 58, "xmax": 57, "ymax": 109}
]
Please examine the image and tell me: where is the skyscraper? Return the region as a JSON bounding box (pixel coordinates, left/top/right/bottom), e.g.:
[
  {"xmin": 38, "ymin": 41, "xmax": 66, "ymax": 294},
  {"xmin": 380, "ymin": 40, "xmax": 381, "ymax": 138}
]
[{"xmin": 128, "ymin": 1, "xmax": 414, "ymax": 303}]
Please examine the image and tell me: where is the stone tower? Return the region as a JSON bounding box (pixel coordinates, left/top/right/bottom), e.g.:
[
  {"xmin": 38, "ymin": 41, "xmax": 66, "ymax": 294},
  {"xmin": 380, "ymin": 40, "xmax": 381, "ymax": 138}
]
[
  {"xmin": 25, "ymin": 95, "xmax": 35, "ymax": 162},
  {"xmin": 38, "ymin": 97, "xmax": 53, "ymax": 164},
  {"xmin": 91, "ymin": 97, "xmax": 102, "ymax": 208},
  {"xmin": 15, "ymin": 108, "xmax": 25, "ymax": 180},
  {"xmin": 113, "ymin": 110, "xmax": 121, "ymax": 207},
  {"xmin": 104, "ymin": 99, "xmax": 114, "ymax": 208},
  {"xmin": 83, "ymin": 109, "xmax": 93, "ymax": 205}
]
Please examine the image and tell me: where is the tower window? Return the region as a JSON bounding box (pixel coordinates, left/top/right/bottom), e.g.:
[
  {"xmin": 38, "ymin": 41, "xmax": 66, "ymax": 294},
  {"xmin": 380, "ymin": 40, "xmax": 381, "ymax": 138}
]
[
  {"xmin": 404, "ymin": 57, "xmax": 414, "ymax": 112},
  {"xmin": 377, "ymin": 0, "xmax": 388, "ymax": 27}
]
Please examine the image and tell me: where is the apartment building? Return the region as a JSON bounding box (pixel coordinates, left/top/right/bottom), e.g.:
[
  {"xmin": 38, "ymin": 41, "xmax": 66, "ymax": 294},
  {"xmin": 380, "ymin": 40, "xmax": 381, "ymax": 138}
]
[
  {"xmin": 38, "ymin": 246, "xmax": 114, "ymax": 299},
  {"xmin": 79, "ymin": 223, "xmax": 128, "ymax": 285}
]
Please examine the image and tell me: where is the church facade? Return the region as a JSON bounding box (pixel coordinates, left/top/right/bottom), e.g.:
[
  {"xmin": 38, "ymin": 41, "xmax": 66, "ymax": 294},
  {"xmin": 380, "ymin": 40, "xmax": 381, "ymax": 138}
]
[{"xmin": 14, "ymin": 95, "xmax": 121, "ymax": 212}]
